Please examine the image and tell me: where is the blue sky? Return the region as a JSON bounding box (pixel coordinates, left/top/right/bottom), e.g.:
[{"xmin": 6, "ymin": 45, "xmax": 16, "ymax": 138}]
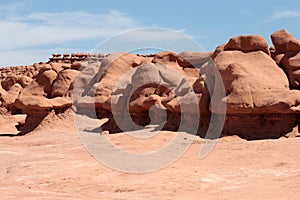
[{"xmin": 0, "ymin": 0, "xmax": 300, "ymax": 67}]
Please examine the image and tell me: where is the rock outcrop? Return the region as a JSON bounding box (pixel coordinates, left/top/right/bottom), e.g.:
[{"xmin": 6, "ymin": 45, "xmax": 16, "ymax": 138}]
[
  {"xmin": 1, "ymin": 30, "xmax": 300, "ymax": 139},
  {"xmin": 223, "ymin": 35, "xmax": 270, "ymax": 55},
  {"xmin": 211, "ymin": 35, "xmax": 300, "ymax": 139},
  {"xmin": 271, "ymin": 29, "xmax": 300, "ymax": 89}
]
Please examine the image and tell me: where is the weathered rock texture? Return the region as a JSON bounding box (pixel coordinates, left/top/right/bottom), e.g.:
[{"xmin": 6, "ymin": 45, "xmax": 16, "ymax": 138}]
[
  {"xmin": 1, "ymin": 30, "xmax": 300, "ymax": 140},
  {"xmin": 270, "ymin": 29, "xmax": 300, "ymax": 89}
]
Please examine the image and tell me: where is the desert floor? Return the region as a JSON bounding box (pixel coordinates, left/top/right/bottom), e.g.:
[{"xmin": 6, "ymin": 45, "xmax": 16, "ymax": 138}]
[{"xmin": 1, "ymin": 120, "xmax": 300, "ymax": 200}]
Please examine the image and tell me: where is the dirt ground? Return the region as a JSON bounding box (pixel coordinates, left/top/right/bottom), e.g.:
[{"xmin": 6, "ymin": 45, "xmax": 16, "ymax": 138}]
[{"xmin": 1, "ymin": 120, "xmax": 300, "ymax": 200}]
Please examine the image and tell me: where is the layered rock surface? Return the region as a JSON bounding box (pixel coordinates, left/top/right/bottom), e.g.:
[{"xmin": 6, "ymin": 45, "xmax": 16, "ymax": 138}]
[
  {"xmin": 270, "ymin": 29, "xmax": 300, "ymax": 89},
  {"xmin": 1, "ymin": 29, "xmax": 300, "ymax": 139}
]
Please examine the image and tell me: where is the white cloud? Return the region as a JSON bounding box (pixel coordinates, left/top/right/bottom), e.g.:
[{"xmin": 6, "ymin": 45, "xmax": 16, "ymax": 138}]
[
  {"xmin": 0, "ymin": 2, "xmax": 193, "ymax": 67},
  {"xmin": 0, "ymin": 10, "xmax": 138, "ymax": 50},
  {"xmin": 263, "ymin": 10, "xmax": 300, "ymax": 23},
  {"xmin": 0, "ymin": 27, "xmax": 200, "ymax": 67},
  {"xmin": 0, "ymin": 5, "xmax": 141, "ymax": 67}
]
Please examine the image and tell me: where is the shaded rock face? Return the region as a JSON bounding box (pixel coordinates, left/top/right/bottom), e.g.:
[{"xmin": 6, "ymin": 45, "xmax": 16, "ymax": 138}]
[
  {"xmin": 270, "ymin": 29, "xmax": 300, "ymax": 89},
  {"xmin": 221, "ymin": 114, "xmax": 299, "ymax": 140},
  {"xmin": 1, "ymin": 29, "xmax": 300, "ymax": 139},
  {"xmin": 210, "ymin": 32, "xmax": 300, "ymax": 139},
  {"xmin": 14, "ymin": 64, "xmax": 75, "ymax": 113},
  {"xmin": 52, "ymin": 69, "xmax": 79, "ymax": 97},
  {"xmin": 73, "ymin": 52, "xmax": 210, "ymax": 135},
  {"xmin": 271, "ymin": 29, "xmax": 296, "ymax": 53}
]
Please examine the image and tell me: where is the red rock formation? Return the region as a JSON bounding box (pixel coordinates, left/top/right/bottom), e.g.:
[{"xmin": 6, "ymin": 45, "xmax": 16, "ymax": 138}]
[
  {"xmin": 224, "ymin": 35, "xmax": 270, "ymax": 55},
  {"xmin": 1, "ymin": 30, "xmax": 300, "ymax": 139},
  {"xmin": 271, "ymin": 29, "xmax": 300, "ymax": 89},
  {"xmin": 211, "ymin": 34, "xmax": 300, "ymax": 139}
]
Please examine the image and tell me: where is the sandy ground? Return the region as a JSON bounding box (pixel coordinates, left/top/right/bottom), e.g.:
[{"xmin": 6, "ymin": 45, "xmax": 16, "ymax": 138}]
[{"xmin": 1, "ymin": 121, "xmax": 300, "ymax": 200}]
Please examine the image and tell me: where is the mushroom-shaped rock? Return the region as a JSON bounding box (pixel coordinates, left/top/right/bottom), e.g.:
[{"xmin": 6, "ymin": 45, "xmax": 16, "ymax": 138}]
[
  {"xmin": 52, "ymin": 69, "xmax": 79, "ymax": 97},
  {"xmin": 15, "ymin": 69, "xmax": 59, "ymax": 112},
  {"xmin": 152, "ymin": 51, "xmax": 179, "ymax": 64},
  {"xmin": 1, "ymin": 74, "xmax": 18, "ymax": 91},
  {"xmin": 177, "ymin": 52, "xmax": 212, "ymax": 68},
  {"xmin": 39, "ymin": 64, "xmax": 52, "ymax": 73},
  {"xmin": 18, "ymin": 75, "xmax": 33, "ymax": 88},
  {"xmin": 224, "ymin": 35, "xmax": 269, "ymax": 55},
  {"xmin": 71, "ymin": 61, "xmax": 82, "ymax": 70},
  {"xmin": 271, "ymin": 29, "xmax": 295, "ymax": 53},
  {"xmin": 50, "ymin": 62, "xmax": 65, "ymax": 73},
  {"xmin": 131, "ymin": 63, "xmax": 161, "ymax": 89},
  {"xmin": 2, "ymin": 83, "xmax": 22, "ymax": 106},
  {"xmin": 212, "ymin": 50, "xmax": 300, "ymax": 114},
  {"xmin": 36, "ymin": 70, "xmax": 57, "ymax": 97},
  {"xmin": 281, "ymin": 51, "xmax": 300, "ymax": 88}
]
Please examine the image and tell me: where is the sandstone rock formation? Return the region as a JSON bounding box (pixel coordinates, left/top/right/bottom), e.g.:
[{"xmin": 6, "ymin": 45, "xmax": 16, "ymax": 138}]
[
  {"xmin": 1, "ymin": 30, "xmax": 300, "ymax": 140},
  {"xmin": 271, "ymin": 29, "xmax": 300, "ymax": 89},
  {"xmin": 223, "ymin": 35, "xmax": 270, "ymax": 55},
  {"xmin": 212, "ymin": 38, "xmax": 300, "ymax": 139}
]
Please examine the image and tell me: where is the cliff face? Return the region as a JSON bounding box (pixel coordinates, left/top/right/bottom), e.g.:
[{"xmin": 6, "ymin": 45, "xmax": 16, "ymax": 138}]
[{"xmin": 1, "ymin": 29, "xmax": 300, "ymax": 140}]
